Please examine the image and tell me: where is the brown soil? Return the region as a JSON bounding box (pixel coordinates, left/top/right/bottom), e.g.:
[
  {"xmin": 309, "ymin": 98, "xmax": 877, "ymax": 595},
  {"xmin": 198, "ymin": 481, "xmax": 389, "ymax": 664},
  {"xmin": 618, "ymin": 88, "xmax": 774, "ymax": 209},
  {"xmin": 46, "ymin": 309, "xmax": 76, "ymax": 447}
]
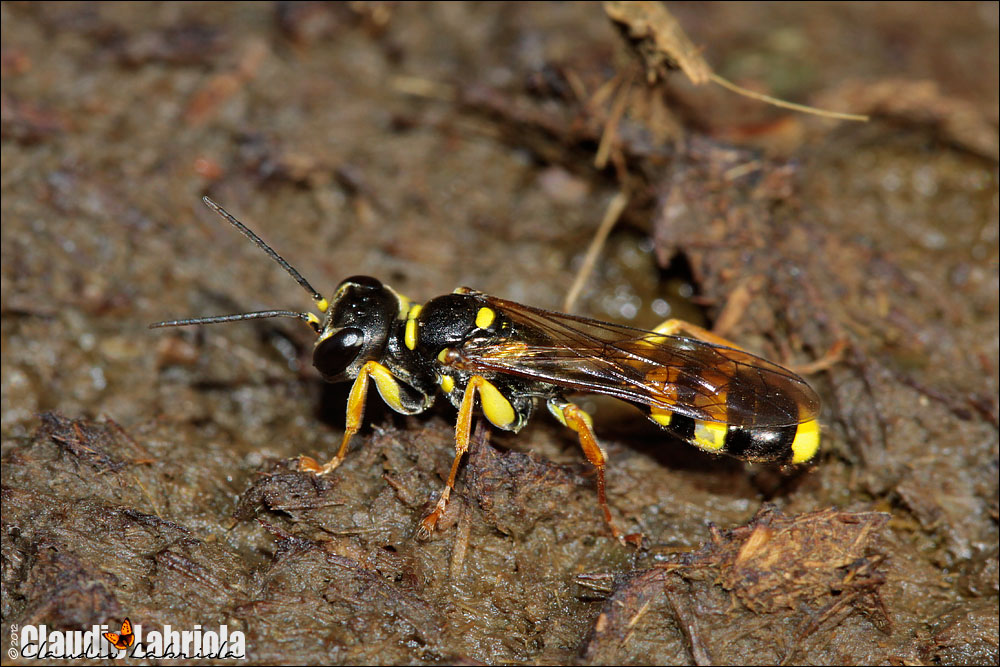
[{"xmin": 2, "ymin": 3, "xmax": 996, "ymax": 664}]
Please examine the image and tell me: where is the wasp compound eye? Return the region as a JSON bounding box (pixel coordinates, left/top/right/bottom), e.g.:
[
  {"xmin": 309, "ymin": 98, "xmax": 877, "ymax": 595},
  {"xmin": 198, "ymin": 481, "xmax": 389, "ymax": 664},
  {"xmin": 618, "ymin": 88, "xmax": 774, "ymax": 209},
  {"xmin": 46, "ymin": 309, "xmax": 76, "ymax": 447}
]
[{"xmin": 314, "ymin": 327, "xmax": 366, "ymax": 378}]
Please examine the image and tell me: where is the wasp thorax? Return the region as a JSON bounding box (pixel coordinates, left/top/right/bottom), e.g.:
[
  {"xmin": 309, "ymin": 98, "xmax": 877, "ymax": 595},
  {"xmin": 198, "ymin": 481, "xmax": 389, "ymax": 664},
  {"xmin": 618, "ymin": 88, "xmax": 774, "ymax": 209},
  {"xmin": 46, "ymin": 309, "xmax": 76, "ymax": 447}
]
[{"xmin": 312, "ymin": 277, "xmax": 399, "ymax": 381}]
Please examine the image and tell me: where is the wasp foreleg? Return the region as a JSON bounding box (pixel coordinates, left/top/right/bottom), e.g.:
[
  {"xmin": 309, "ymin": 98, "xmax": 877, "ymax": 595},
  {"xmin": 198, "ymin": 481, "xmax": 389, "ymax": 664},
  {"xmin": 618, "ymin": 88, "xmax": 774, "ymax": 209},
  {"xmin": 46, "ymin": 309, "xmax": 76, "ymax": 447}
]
[{"xmin": 299, "ymin": 360, "xmax": 411, "ymax": 475}]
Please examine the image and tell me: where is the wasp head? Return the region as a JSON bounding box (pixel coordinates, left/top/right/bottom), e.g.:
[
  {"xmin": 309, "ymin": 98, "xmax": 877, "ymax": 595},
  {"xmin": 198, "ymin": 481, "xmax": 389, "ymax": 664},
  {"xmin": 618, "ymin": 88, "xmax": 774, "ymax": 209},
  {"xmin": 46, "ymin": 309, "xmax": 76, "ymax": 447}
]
[{"xmin": 312, "ymin": 275, "xmax": 399, "ymax": 382}]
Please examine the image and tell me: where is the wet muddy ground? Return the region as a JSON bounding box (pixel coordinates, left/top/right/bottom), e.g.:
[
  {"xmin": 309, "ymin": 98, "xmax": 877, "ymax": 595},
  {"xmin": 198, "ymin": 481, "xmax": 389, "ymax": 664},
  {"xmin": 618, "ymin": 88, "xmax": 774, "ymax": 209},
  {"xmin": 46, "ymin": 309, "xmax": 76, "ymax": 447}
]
[{"xmin": 2, "ymin": 3, "xmax": 997, "ymax": 664}]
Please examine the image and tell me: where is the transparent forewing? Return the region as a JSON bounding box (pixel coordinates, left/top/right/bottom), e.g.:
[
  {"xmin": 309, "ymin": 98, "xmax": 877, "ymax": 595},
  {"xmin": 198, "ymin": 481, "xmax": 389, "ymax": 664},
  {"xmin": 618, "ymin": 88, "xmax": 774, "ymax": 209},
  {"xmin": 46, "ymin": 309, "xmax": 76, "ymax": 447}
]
[{"xmin": 455, "ymin": 295, "xmax": 820, "ymax": 428}]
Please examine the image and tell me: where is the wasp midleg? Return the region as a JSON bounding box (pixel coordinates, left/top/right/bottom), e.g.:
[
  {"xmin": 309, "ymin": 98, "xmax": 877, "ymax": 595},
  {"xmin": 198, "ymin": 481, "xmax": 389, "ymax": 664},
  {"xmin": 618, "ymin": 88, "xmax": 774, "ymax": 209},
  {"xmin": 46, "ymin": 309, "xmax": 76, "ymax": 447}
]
[{"xmin": 411, "ymin": 366, "xmax": 617, "ymax": 538}]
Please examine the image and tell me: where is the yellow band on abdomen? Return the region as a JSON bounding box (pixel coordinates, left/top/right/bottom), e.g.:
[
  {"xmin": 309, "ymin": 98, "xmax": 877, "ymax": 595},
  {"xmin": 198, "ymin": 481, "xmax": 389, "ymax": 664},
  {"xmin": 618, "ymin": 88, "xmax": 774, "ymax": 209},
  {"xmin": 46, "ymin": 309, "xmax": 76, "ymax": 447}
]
[
  {"xmin": 791, "ymin": 419, "xmax": 820, "ymax": 463},
  {"xmin": 693, "ymin": 420, "xmax": 728, "ymax": 452}
]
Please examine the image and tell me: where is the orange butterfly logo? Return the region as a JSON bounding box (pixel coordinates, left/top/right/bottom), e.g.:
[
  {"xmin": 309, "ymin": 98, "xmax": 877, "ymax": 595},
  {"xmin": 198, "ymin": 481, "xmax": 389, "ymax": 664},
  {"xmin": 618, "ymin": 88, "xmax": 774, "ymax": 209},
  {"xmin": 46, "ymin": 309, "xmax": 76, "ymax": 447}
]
[{"xmin": 103, "ymin": 617, "xmax": 135, "ymax": 650}]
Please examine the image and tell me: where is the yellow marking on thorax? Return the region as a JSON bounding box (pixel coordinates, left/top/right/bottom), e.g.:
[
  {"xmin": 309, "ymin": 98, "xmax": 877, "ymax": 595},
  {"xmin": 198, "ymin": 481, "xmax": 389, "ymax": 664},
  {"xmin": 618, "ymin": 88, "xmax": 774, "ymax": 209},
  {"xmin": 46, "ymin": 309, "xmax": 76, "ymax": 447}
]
[
  {"xmin": 369, "ymin": 362, "xmax": 404, "ymax": 413},
  {"xmin": 438, "ymin": 348, "xmax": 450, "ymax": 364},
  {"xmin": 477, "ymin": 378, "xmax": 515, "ymax": 428},
  {"xmin": 475, "ymin": 307, "xmax": 495, "ymax": 329},
  {"xmin": 404, "ymin": 303, "xmax": 424, "ymax": 351},
  {"xmin": 791, "ymin": 419, "xmax": 820, "ymax": 463},
  {"xmin": 693, "ymin": 420, "xmax": 728, "ymax": 452},
  {"xmin": 438, "ymin": 374, "xmax": 455, "ymax": 394}
]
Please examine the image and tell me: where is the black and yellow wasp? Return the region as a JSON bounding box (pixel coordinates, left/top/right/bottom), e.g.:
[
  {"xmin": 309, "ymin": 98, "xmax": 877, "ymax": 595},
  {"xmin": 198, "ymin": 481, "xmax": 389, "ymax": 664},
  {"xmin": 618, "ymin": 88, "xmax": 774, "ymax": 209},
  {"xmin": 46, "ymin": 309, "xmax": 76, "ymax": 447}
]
[{"xmin": 153, "ymin": 198, "xmax": 821, "ymax": 540}]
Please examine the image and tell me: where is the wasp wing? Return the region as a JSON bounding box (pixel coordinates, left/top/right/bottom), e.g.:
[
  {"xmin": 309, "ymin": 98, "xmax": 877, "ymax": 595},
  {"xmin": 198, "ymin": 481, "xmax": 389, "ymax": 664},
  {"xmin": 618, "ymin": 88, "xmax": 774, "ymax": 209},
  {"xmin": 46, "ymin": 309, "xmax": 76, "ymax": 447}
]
[{"xmin": 455, "ymin": 294, "xmax": 819, "ymax": 428}]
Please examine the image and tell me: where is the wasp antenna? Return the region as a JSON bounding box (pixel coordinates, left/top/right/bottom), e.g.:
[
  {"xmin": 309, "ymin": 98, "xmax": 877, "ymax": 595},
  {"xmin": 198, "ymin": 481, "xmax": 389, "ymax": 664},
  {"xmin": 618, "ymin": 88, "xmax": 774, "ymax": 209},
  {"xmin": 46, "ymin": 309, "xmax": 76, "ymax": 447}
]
[
  {"xmin": 201, "ymin": 197, "xmax": 326, "ymax": 305},
  {"xmin": 150, "ymin": 309, "xmax": 320, "ymax": 332}
]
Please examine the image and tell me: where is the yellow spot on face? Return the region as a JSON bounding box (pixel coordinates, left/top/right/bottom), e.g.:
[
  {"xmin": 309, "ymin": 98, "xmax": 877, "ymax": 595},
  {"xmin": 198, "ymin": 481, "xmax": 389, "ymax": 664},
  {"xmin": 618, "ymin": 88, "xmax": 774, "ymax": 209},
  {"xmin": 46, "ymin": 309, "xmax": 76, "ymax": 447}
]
[
  {"xmin": 475, "ymin": 307, "xmax": 495, "ymax": 329},
  {"xmin": 438, "ymin": 348, "xmax": 450, "ymax": 364},
  {"xmin": 404, "ymin": 303, "xmax": 423, "ymax": 351},
  {"xmin": 477, "ymin": 379, "xmax": 515, "ymax": 428},
  {"xmin": 439, "ymin": 374, "xmax": 455, "ymax": 394},
  {"xmin": 369, "ymin": 363, "xmax": 404, "ymax": 413},
  {"xmin": 791, "ymin": 419, "xmax": 820, "ymax": 463},
  {"xmin": 693, "ymin": 420, "xmax": 728, "ymax": 452},
  {"xmin": 316, "ymin": 298, "xmax": 330, "ymax": 313},
  {"xmin": 306, "ymin": 312, "xmax": 321, "ymax": 328}
]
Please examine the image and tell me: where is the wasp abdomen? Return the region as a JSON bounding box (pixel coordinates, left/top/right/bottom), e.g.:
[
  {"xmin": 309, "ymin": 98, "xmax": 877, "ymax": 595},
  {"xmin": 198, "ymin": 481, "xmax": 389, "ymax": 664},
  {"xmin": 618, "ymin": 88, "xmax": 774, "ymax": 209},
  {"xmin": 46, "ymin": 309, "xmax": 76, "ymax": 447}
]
[{"xmin": 648, "ymin": 411, "xmax": 819, "ymax": 464}]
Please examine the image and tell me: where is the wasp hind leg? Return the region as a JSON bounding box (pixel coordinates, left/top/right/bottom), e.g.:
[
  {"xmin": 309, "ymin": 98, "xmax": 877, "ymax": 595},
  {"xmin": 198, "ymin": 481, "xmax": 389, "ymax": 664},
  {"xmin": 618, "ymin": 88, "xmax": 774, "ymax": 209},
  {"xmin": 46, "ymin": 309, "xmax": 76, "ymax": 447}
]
[{"xmin": 546, "ymin": 397, "xmax": 628, "ymax": 544}]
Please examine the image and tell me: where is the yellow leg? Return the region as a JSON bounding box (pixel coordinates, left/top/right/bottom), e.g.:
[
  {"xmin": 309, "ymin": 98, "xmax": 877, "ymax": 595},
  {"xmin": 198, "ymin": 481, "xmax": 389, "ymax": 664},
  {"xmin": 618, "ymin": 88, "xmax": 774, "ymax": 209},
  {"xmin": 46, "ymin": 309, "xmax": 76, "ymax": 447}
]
[
  {"xmin": 299, "ymin": 361, "xmax": 377, "ymax": 475},
  {"xmin": 550, "ymin": 400, "xmax": 624, "ymax": 543},
  {"xmin": 653, "ymin": 318, "xmax": 749, "ymax": 351},
  {"xmin": 418, "ymin": 375, "xmax": 490, "ymax": 538}
]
